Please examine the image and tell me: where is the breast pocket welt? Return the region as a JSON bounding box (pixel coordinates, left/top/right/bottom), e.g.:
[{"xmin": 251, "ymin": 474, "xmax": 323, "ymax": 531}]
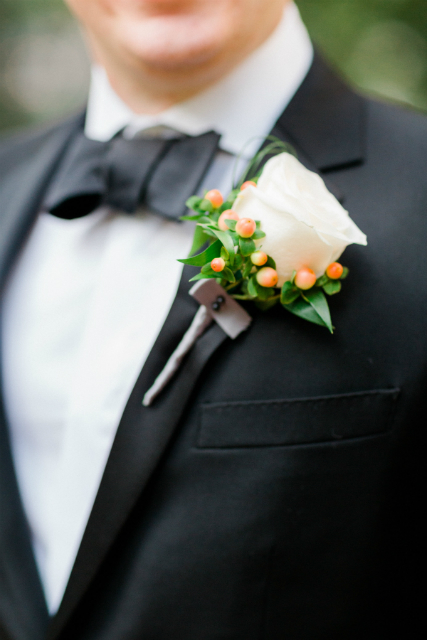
[{"xmin": 197, "ymin": 389, "xmax": 400, "ymax": 448}]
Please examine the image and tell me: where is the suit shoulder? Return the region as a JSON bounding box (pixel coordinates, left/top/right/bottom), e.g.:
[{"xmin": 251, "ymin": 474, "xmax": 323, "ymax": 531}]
[
  {"xmin": 365, "ymin": 98, "xmax": 427, "ymax": 156},
  {"xmin": 0, "ymin": 111, "xmax": 85, "ymax": 175}
]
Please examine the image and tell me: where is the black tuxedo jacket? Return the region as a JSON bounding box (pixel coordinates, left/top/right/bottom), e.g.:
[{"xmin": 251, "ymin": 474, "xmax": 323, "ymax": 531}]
[{"xmin": 0, "ymin": 55, "xmax": 426, "ymax": 640}]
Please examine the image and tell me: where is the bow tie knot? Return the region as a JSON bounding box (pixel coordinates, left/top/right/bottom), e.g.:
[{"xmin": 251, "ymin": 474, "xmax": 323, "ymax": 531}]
[{"xmin": 44, "ymin": 129, "xmax": 220, "ymax": 220}]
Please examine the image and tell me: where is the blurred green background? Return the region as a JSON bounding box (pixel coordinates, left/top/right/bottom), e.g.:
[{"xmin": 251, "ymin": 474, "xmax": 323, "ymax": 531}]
[{"xmin": 1, "ymin": 0, "xmax": 427, "ymax": 133}]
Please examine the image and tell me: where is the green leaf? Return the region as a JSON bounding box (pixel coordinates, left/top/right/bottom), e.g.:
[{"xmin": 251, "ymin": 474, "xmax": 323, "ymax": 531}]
[
  {"xmin": 180, "ymin": 213, "xmax": 204, "ymax": 221},
  {"xmin": 340, "ymin": 266, "xmax": 349, "ymax": 280},
  {"xmin": 255, "ymin": 221, "xmax": 262, "ymax": 229},
  {"xmin": 323, "ymin": 280, "xmax": 342, "ymax": 296},
  {"xmin": 291, "ymin": 270, "xmax": 297, "ymax": 284},
  {"xmin": 185, "ymin": 195, "xmax": 203, "ymax": 210},
  {"xmin": 252, "ymin": 230, "xmax": 266, "ymax": 240},
  {"xmin": 203, "ymin": 228, "xmax": 221, "ymax": 239},
  {"xmin": 223, "ymin": 218, "xmax": 237, "ymax": 231},
  {"xmin": 316, "ymin": 274, "xmax": 329, "ymax": 287},
  {"xmin": 201, "ymin": 261, "xmax": 215, "ymax": 274},
  {"xmin": 256, "ymin": 297, "xmax": 279, "ymax": 311},
  {"xmin": 240, "ymin": 237, "xmax": 256, "ymax": 256},
  {"xmin": 220, "ymin": 201, "xmax": 234, "ymax": 212},
  {"xmin": 220, "ymin": 246, "xmax": 229, "ymax": 261},
  {"xmin": 234, "ymin": 270, "xmax": 242, "ymax": 281},
  {"xmin": 179, "ymin": 239, "xmax": 222, "ymax": 266},
  {"xmin": 256, "ymin": 283, "xmax": 275, "ymax": 300},
  {"xmin": 211, "ymin": 229, "xmax": 235, "ymax": 266},
  {"xmin": 185, "ymin": 226, "xmax": 209, "ymax": 257},
  {"xmin": 234, "ymin": 253, "xmax": 243, "ymax": 269},
  {"xmin": 222, "ymin": 268, "xmax": 236, "ymax": 283},
  {"xmin": 241, "ymin": 279, "xmax": 249, "ymax": 296},
  {"xmin": 303, "ymin": 288, "xmax": 333, "ymax": 333},
  {"xmin": 229, "ymin": 231, "xmax": 238, "ymax": 245},
  {"xmin": 197, "ymin": 222, "xmax": 218, "ymax": 230},
  {"xmin": 247, "ymin": 275, "xmax": 276, "ymax": 301},
  {"xmin": 199, "ymin": 199, "xmax": 214, "ymax": 213},
  {"xmin": 281, "ymin": 281, "xmax": 301, "ymax": 305},
  {"xmin": 266, "ymin": 255, "xmax": 276, "ymax": 269},
  {"xmin": 284, "ymin": 297, "xmax": 328, "ymax": 328},
  {"xmin": 189, "ymin": 271, "xmax": 217, "ymax": 282},
  {"xmin": 181, "ymin": 215, "xmax": 213, "ymax": 225},
  {"xmin": 247, "ymin": 276, "xmax": 258, "ymax": 298},
  {"xmin": 242, "ymin": 260, "xmax": 253, "ymax": 279}
]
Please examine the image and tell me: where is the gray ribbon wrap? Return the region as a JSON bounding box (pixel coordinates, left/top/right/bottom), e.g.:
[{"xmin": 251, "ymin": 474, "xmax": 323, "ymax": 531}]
[{"xmin": 142, "ymin": 280, "xmax": 252, "ymax": 406}]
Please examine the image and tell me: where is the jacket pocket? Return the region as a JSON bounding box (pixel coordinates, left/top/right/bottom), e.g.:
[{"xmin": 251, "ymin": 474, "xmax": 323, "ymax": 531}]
[{"xmin": 197, "ymin": 388, "xmax": 400, "ymax": 448}]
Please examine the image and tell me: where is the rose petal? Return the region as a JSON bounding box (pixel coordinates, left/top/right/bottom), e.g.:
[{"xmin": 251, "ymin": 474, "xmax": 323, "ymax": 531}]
[{"xmin": 233, "ymin": 152, "xmax": 367, "ymax": 283}]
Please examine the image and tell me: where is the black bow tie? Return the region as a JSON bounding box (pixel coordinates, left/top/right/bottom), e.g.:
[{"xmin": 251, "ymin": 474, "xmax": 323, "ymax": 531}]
[{"xmin": 44, "ymin": 128, "xmax": 221, "ymax": 220}]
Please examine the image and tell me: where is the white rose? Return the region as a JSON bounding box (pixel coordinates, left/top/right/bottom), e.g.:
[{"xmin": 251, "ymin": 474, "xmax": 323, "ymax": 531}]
[{"xmin": 232, "ymin": 153, "xmax": 367, "ymax": 286}]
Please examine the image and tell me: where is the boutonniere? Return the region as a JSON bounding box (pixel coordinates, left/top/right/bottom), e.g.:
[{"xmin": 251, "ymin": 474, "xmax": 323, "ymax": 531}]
[
  {"xmin": 179, "ymin": 140, "xmax": 367, "ymax": 333},
  {"xmin": 143, "ymin": 141, "xmax": 367, "ymax": 406}
]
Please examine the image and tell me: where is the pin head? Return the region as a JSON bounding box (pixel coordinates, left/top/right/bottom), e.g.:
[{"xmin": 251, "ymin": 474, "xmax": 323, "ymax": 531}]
[{"xmin": 211, "ymin": 295, "xmax": 225, "ymax": 311}]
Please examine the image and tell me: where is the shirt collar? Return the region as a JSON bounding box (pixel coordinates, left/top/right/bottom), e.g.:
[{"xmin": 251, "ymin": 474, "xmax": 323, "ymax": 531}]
[{"xmin": 85, "ymin": 2, "xmax": 313, "ymax": 158}]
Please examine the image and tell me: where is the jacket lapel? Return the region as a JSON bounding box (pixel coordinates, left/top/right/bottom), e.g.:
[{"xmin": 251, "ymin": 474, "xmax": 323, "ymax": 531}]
[
  {"xmin": 0, "ymin": 114, "xmax": 84, "ymax": 640},
  {"xmin": 274, "ymin": 52, "xmax": 365, "ymax": 174}
]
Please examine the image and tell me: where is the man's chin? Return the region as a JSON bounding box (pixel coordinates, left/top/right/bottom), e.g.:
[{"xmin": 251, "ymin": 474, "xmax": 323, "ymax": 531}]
[{"xmin": 120, "ymin": 22, "xmax": 227, "ymax": 72}]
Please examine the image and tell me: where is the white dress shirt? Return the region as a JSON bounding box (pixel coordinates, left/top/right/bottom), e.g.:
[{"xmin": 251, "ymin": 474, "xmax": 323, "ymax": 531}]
[{"xmin": 1, "ymin": 2, "xmax": 312, "ymax": 615}]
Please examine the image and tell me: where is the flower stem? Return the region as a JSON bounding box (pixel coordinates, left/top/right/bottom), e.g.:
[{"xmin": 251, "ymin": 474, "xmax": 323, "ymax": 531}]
[{"xmin": 225, "ymin": 279, "xmax": 243, "ymax": 290}]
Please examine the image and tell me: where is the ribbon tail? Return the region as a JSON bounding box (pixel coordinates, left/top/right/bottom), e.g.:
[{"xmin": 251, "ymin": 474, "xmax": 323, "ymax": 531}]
[{"xmin": 142, "ymin": 305, "xmax": 213, "ymax": 407}]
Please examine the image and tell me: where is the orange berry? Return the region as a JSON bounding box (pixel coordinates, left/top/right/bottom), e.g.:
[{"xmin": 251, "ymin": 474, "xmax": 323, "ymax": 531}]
[
  {"xmin": 295, "ymin": 268, "xmax": 317, "ymax": 290},
  {"xmin": 251, "ymin": 251, "xmax": 268, "ymax": 266},
  {"xmin": 236, "ymin": 217, "xmax": 256, "ymax": 238},
  {"xmin": 240, "ymin": 180, "xmax": 257, "ymax": 190},
  {"xmin": 326, "ymin": 262, "xmax": 344, "ymax": 280},
  {"xmin": 256, "ymin": 267, "xmax": 278, "ymax": 288},
  {"xmin": 205, "ymin": 189, "xmax": 223, "ymax": 208},
  {"xmin": 211, "ymin": 257, "xmax": 225, "ymax": 273},
  {"xmin": 218, "ymin": 209, "xmax": 239, "ymax": 231}
]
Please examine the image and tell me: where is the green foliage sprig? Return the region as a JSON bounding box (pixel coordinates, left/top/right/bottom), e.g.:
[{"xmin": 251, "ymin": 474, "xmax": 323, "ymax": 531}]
[{"xmin": 179, "ymin": 141, "xmax": 349, "ymax": 333}]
